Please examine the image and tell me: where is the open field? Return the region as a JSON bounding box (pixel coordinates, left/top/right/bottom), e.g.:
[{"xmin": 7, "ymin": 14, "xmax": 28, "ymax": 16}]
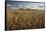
[{"xmin": 6, "ymin": 9, "xmax": 45, "ymax": 30}]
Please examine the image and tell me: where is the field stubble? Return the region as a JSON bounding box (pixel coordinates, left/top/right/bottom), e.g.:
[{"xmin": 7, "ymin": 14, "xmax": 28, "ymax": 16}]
[{"xmin": 6, "ymin": 9, "xmax": 45, "ymax": 30}]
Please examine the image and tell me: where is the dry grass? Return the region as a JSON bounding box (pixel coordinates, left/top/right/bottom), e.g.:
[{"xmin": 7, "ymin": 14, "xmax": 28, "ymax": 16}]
[{"xmin": 6, "ymin": 9, "xmax": 45, "ymax": 30}]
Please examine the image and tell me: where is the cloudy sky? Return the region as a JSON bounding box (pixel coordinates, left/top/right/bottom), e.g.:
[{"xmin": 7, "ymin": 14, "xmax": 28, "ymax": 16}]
[
  {"xmin": 6, "ymin": 1, "xmax": 44, "ymax": 10},
  {"xmin": 5, "ymin": 0, "xmax": 43, "ymax": 2}
]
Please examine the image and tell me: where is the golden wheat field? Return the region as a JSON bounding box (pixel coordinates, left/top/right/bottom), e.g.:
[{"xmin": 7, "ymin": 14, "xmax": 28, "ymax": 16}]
[{"xmin": 6, "ymin": 9, "xmax": 45, "ymax": 30}]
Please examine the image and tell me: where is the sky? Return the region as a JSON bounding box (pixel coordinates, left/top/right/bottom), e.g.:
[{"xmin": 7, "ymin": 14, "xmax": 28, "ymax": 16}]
[
  {"xmin": 5, "ymin": 0, "xmax": 43, "ymax": 2},
  {"xmin": 6, "ymin": 1, "xmax": 45, "ymax": 10}
]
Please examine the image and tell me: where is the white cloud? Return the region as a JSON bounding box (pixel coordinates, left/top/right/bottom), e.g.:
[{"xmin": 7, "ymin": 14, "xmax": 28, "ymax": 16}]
[{"xmin": 7, "ymin": 4, "xmax": 12, "ymax": 7}]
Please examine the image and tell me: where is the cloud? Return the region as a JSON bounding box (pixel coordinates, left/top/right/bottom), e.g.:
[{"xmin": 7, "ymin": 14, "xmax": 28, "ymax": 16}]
[
  {"xmin": 7, "ymin": 4, "xmax": 12, "ymax": 7},
  {"xmin": 7, "ymin": 1, "xmax": 44, "ymax": 10}
]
